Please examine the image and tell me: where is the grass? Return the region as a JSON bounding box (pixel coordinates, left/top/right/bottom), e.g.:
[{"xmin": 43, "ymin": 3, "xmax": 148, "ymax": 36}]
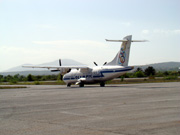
[
  {"xmin": 0, "ymin": 77, "xmax": 179, "ymax": 86},
  {"xmin": 106, "ymin": 78, "xmax": 180, "ymax": 84},
  {"xmin": 0, "ymin": 86, "xmax": 27, "ymax": 89},
  {"xmin": 163, "ymin": 76, "xmax": 178, "ymax": 80}
]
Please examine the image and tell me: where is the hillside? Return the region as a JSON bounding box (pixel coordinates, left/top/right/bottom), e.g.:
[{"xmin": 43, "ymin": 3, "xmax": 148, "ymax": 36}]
[
  {"xmin": 0, "ymin": 59, "xmax": 86, "ymax": 76},
  {"xmin": 134, "ymin": 62, "xmax": 180, "ymax": 71},
  {"xmin": 0, "ymin": 61, "xmax": 180, "ymax": 76},
  {"xmin": 3, "ymin": 59, "xmax": 86, "ymax": 72}
]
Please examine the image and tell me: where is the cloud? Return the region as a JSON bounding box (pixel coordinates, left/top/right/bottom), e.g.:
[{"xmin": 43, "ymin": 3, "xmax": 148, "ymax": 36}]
[
  {"xmin": 153, "ymin": 29, "xmax": 169, "ymax": 34},
  {"xmin": 141, "ymin": 29, "xmax": 180, "ymax": 35},
  {"xmin": 172, "ymin": 30, "xmax": 180, "ymax": 34},
  {"xmin": 0, "ymin": 45, "xmax": 76, "ymax": 71},
  {"xmin": 0, "ymin": 45, "xmax": 66, "ymax": 62},
  {"xmin": 32, "ymin": 40, "xmax": 107, "ymax": 47},
  {"xmin": 0, "ymin": 39, "xmax": 110, "ymax": 71},
  {"xmin": 142, "ymin": 30, "xmax": 149, "ymax": 34},
  {"xmin": 153, "ymin": 29, "xmax": 180, "ymax": 34},
  {"xmin": 121, "ymin": 22, "xmax": 131, "ymax": 27},
  {"xmin": 36, "ymin": 24, "xmax": 56, "ymax": 29}
]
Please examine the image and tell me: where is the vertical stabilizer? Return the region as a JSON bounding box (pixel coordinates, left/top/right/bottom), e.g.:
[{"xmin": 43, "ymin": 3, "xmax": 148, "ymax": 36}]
[{"xmin": 106, "ymin": 35, "xmax": 132, "ymax": 66}]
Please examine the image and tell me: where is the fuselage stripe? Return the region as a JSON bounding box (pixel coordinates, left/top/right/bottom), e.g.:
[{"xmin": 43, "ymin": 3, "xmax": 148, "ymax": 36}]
[{"xmin": 63, "ymin": 68, "xmax": 132, "ymax": 80}]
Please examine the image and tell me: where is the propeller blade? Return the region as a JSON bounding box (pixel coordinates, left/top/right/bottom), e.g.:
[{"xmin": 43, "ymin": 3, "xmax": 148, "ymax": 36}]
[
  {"xmin": 103, "ymin": 62, "xmax": 107, "ymax": 65},
  {"xmin": 51, "ymin": 70, "xmax": 60, "ymax": 72},
  {"xmin": 59, "ymin": 59, "xmax": 61, "ymax": 66},
  {"xmin": 67, "ymin": 69, "xmax": 71, "ymax": 73},
  {"xmin": 93, "ymin": 62, "xmax": 98, "ymax": 66}
]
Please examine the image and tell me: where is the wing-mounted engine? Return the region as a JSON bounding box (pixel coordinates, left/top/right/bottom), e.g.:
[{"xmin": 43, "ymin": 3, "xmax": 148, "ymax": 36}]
[
  {"xmin": 80, "ymin": 68, "xmax": 92, "ymax": 73},
  {"xmin": 51, "ymin": 68, "xmax": 71, "ymax": 75},
  {"xmin": 60, "ymin": 68, "xmax": 71, "ymax": 75},
  {"xmin": 50, "ymin": 59, "xmax": 71, "ymax": 75}
]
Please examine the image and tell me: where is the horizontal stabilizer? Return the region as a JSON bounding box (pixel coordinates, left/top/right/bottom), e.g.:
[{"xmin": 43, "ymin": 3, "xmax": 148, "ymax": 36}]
[
  {"xmin": 131, "ymin": 40, "xmax": 149, "ymax": 42},
  {"xmin": 22, "ymin": 65, "xmax": 89, "ymax": 70},
  {"xmin": 105, "ymin": 39, "xmax": 128, "ymax": 42},
  {"xmin": 105, "ymin": 39, "xmax": 148, "ymax": 42},
  {"xmin": 106, "ymin": 35, "xmax": 148, "ymax": 66}
]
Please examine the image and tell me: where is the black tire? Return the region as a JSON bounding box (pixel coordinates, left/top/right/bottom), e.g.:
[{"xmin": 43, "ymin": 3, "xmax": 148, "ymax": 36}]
[
  {"xmin": 79, "ymin": 83, "xmax": 84, "ymax": 87},
  {"xmin": 100, "ymin": 82, "xmax": 105, "ymax": 87},
  {"xmin": 67, "ymin": 83, "xmax": 71, "ymax": 87}
]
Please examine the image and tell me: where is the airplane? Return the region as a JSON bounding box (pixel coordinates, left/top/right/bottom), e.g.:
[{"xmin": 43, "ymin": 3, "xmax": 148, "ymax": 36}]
[{"xmin": 23, "ymin": 35, "xmax": 148, "ymax": 87}]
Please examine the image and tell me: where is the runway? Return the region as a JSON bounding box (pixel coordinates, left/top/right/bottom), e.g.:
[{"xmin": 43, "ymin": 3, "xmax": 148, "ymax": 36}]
[{"xmin": 0, "ymin": 82, "xmax": 180, "ymax": 135}]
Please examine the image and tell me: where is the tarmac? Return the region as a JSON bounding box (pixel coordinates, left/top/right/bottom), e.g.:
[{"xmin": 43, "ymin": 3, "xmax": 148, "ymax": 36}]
[{"xmin": 0, "ymin": 82, "xmax": 180, "ymax": 135}]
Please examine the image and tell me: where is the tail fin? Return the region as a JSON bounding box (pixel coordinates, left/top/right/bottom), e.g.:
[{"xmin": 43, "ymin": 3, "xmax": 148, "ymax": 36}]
[{"xmin": 106, "ymin": 35, "xmax": 148, "ymax": 66}]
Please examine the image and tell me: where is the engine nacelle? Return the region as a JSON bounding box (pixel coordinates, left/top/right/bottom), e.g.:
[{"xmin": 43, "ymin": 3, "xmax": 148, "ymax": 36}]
[{"xmin": 60, "ymin": 68, "xmax": 71, "ymax": 75}]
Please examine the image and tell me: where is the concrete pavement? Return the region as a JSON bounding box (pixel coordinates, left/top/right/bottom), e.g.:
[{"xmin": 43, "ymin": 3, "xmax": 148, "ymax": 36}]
[{"xmin": 0, "ymin": 83, "xmax": 180, "ymax": 135}]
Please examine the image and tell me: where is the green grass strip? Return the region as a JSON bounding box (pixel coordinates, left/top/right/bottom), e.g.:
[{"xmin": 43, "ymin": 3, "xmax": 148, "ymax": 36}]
[{"xmin": 0, "ymin": 86, "xmax": 27, "ymax": 89}]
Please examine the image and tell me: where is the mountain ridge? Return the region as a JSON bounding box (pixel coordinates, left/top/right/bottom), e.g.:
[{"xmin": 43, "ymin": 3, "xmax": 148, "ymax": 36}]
[
  {"xmin": 0, "ymin": 60, "xmax": 180, "ymax": 76},
  {"xmin": 134, "ymin": 61, "xmax": 180, "ymax": 71},
  {"xmin": 3, "ymin": 59, "xmax": 86, "ymax": 72}
]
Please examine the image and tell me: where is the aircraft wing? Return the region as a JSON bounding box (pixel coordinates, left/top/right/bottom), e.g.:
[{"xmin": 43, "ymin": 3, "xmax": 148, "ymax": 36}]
[
  {"xmin": 23, "ymin": 65, "xmax": 91, "ymax": 75},
  {"xmin": 22, "ymin": 65, "xmax": 89, "ymax": 70}
]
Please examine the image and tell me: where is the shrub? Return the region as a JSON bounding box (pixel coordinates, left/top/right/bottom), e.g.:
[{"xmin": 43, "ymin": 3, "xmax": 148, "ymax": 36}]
[
  {"xmin": 10, "ymin": 79, "xmax": 18, "ymax": 84},
  {"xmin": 34, "ymin": 81, "xmax": 40, "ymax": 85},
  {"xmin": 27, "ymin": 74, "xmax": 33, "ymax": 81},
  {"xmin": 134, "ymin": 71, "xmax": 145, "ymax": 78},
  {"xmin": 164, "ymin": 76, "xmax": 178, "ymax": 80},
  {"xmin": 145, "ymin": 66, "xmax": 156, "ymax": 76},
  {"xmin": 121, "ymin": 76, "xmax": 124, "ymax": 82}
]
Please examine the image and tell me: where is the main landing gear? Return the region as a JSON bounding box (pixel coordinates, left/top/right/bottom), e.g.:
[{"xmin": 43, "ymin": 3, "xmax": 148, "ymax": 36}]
[
  {"xmin": 67, "ymin": 83, "xmax": 84, "ymax": 87},
  {"xmin": 100, "ymin": 82, "xmax": 105, "ymax": 87},
  {"xmin": 79, "ymin": 83, "xmax": 84, "ymax": 87},
  {"xmin": 67, "ymin": 82, "xmax": 105, "ymax": 87},
  {"xmin": 67, "ymin": 83, "xmax": 71, "ymax": 87}
]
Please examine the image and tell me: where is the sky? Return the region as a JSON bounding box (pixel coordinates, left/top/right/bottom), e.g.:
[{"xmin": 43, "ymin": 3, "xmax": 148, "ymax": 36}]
[{"xmin": 0, "ymin": 0, "xmax": 180, "ymax": 72}]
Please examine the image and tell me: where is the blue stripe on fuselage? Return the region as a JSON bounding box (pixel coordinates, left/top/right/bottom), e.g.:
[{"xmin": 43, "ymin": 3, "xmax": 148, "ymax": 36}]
[
  {"xmin": 63, "ymin": 68, "xmax": 132, "ymax": 80},
  {"xmin": 101, "ymin": 68, "xmax": 132, "ymax": 74}
]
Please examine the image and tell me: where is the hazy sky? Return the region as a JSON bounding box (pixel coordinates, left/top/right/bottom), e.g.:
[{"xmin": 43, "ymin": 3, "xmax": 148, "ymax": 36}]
[{"xmin": 0, "ymin": 0, "xmax": 180, "ymax": 72}]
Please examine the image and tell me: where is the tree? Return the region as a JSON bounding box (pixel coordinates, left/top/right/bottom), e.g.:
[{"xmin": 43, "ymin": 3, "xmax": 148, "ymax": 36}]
[
  {"xmin": 144, "ymin": 66, "xmax": 156, "ymax": 76},
  {"xmin": 134, "ymin": 71, "xmax": 145, "ymax": 77},
  {"xmin": 14, "ymin": 74, "xmax": 20, "ymax": 79},
  {"xmin": 163, "ymin": 71, "xmax": 169, "ymax": 76},
  {"xmin": 27, "ymin": 74, "xmax": 33, "ymax": 81},
  {"xmin": 0, "ymin": 75, "xmax": 3, "ymax": 79},
  {"xmin": 136, "ymin": 67, "xmax": 143, "ymax": 72},
  {"xmin": 0, "ymin": 75, "xmax": 3, "ymax": 82}
]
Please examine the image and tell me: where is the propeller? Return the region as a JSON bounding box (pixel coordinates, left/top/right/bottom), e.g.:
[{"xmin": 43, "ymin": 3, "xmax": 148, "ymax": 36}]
[
  {"xmin": 94, "ymin": 62, "xmax": 107, "ymax": 66},
  {"xmin": 67, "ymin": 69, "xmax": 71, "ymax": 73},
  {"xmin": 59, "ymin": 59, "xmax": 63, "ymax": 80},
  {"xmin": 93, "ymin": 62, "xmax": 98, "ymax": 66},
  {"xmin": 51, "ymin": 59, "xmax": 71, "ymax": 80},
  {"xmin": 59, "ymin": 59, "xmax": 61, "ymax": 66},
  {"xmin": 51, "ymin": 59, "xmax": 62, "ymax": 72}
]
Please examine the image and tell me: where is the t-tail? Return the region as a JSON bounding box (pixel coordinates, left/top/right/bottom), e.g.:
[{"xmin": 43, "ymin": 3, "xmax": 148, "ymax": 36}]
[{"xmin": 105, "ymin": 35, "xmax": 148, "ymax": 66}]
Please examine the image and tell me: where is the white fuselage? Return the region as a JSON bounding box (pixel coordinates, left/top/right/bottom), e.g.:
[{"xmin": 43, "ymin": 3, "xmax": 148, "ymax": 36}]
[{"xmin": 63, "ymin": 66, "xmax": 133, "ymax": 84}]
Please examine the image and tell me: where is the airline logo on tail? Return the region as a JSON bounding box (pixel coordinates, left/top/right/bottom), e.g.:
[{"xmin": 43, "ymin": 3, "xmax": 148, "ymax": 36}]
[{"xmin": 118, "ymin": 42, "xmax": 127, "ymax": 64}]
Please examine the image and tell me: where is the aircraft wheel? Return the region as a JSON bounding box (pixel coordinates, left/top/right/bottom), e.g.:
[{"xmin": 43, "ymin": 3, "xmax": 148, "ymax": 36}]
[
  {"xmin": 100, "ymin": 82, "xmax": 105, "ymax": 87},
  {"xmin": 67, "ymin": 83, "xmax": 71, "ymax": 87},
  {"xmin": 79, "ymin": 83, "xmax": 84, "ymax": 87}
]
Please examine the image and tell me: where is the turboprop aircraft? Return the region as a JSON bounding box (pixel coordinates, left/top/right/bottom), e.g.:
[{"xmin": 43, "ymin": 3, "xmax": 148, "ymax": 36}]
[{"xmin": 23, "ymin": 35, "xmax": 147, "ymax": 87}]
